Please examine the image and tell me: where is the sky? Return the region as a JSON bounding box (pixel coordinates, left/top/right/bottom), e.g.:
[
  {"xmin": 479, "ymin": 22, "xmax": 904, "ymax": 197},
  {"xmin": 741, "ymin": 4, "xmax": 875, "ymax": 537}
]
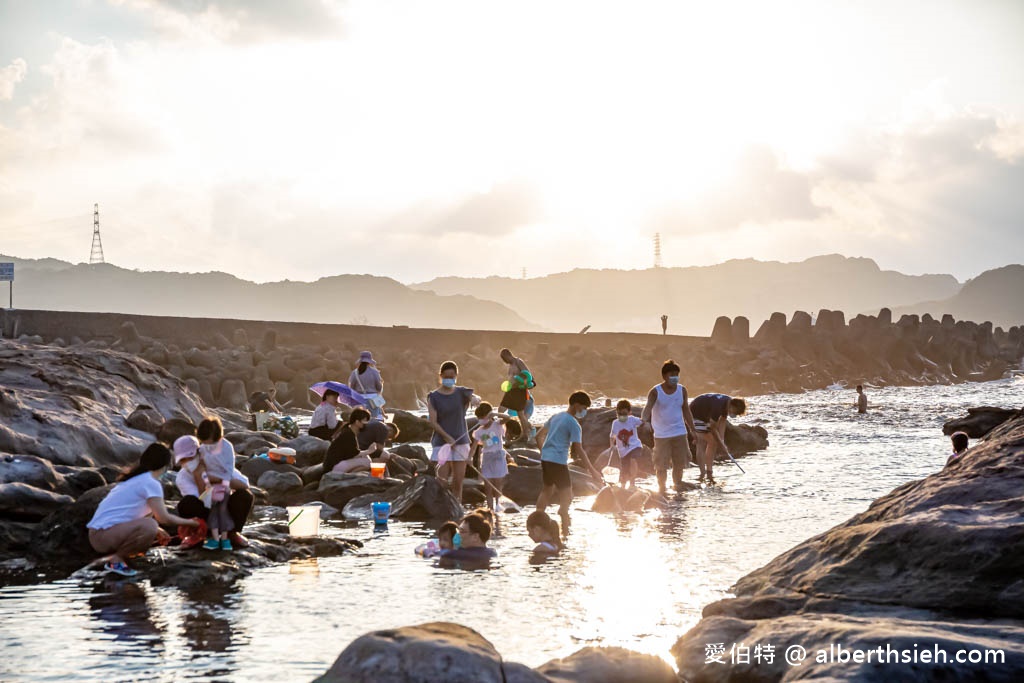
[{"xmin": 0, "ymin": 0, "xmax": 1023, "ymax": 284}]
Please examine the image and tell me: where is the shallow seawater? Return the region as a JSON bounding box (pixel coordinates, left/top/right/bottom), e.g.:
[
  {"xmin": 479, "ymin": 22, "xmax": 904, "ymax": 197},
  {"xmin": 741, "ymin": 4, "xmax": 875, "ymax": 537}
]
[{"xmin": 1, "ymin": 378, "xmax": 1022, "ymax": 681}]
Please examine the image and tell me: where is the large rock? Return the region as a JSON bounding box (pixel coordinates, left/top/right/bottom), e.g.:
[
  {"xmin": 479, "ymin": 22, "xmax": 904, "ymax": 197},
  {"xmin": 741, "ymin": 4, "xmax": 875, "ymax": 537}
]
[
  {"xmin": 280, "ymin": 434, "xmax": 330, "ymax": 467},
  {"xmin": 390, "ymin": 410, "xmax": 434, "ymax": 443},
  {"xmin": 942, "ymin": 406, "xmax": 1021, "ymax": 438},
  {"xmin": 34, "ymin": 484, "xmax": 114, "ymax": 563},
  {"xmin": 0, "ymin": 454, "xmax": 65, "ymax": 493},
  {"xmin": 125, "ymin": 405, "xmax": 165, "ymax": 435},
  {"xmin": 343, "ymin": 476, "xmax": 462, "ymax": 522},
  {"xmin": 502, "ymin": 465, "xmax": 602, "ymax": 506},
  {"xmin": 156, "ymin": 418, "xmax": 197, "ymax": 446},
  {"xmin": 218, "ymin": 378, "xmax": 249, "ymax": 411},
  {"xmin": 315, "ymin": 622, "xmax": 505, "ymax": 683},
  {"xmin": 256, "ymin": 470, "xmax": 303, "ymax": 505},
  {"xmin": 711, "ymin": 316, "xmax": 733, "ymax": 344},
  {"xmin": 225, "ymin": 430, "xmax": 281, "ymax": 456},
  {"xmin": 0, "ymin": 483, "xmax": 74, "ymax": 521},
  {"xmin": 0, "ymin": 340, "xmax": 205, "ymax": 468},
  {"xmin": 724, "ymin": 422, "xmax": 769, "ymax": 454},
  {"xmin": 317, "ymin": 472, "xmax": 398, "ymax": 509},
  {"xmin": 673, "ymin": 413, "xmax": 1024, "ymax": 680},
  {"xmin": 535, "ymin": 646, "xmax": 677, "ymax": 683},
  {"xmin": 238, "ymin": 457, "xmax": 302, "ymax": 485}
]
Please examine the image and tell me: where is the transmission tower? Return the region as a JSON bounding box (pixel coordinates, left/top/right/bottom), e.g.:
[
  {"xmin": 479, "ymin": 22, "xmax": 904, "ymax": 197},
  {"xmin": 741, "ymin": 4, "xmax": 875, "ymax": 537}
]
[
  {"xmin": 521, "ymin": 267, "xmax": 527, "ymax": 279},
  {"xmin": 653, "ymin": 232, "xmax": 662, "ymax": 268},
  {"xmin": 89, "ymin": 203, "xmax": 105, "ymax": 264}
]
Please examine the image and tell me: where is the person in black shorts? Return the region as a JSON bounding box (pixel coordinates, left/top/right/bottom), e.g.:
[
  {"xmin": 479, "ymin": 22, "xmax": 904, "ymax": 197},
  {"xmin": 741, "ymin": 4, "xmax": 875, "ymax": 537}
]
[
  {"xmin": 535, "ymin": 391, "xmax": 602, "ymax": 531},
  {"xmin": 689, "ymin": 393, "xmax": 746, "ymax": 485}
]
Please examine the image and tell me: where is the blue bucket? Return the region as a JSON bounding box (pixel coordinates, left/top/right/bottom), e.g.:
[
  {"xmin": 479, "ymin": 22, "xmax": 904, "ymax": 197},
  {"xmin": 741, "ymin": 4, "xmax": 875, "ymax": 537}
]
[{"xmin": 371, "ymin": 501, "xmax": 391, "ymax": 525}]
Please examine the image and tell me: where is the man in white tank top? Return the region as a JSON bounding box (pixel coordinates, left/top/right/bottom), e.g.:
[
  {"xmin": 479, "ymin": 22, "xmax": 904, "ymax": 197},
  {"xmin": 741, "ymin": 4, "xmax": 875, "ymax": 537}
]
[{"xmin": 641, "ymin": 359, "xmax": 697, "ymax": 494}]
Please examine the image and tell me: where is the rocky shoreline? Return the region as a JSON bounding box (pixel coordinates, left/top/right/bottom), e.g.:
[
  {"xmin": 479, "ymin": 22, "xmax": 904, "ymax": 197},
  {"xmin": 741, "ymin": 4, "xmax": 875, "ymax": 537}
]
[{"xmin": 3, "ymin": 307, "xmax": 1021, "ymax": 412}]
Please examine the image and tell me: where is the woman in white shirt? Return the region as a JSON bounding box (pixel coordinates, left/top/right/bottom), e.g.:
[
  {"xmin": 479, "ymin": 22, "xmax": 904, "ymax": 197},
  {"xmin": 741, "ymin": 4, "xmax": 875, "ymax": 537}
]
[{"xmin": 87, "ymin": 443, "xmax": 199, "ymax": 577}]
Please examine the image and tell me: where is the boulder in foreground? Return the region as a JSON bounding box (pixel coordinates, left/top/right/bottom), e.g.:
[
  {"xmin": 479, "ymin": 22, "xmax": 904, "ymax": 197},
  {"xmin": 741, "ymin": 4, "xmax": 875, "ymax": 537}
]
[{"xmin": 672, "ymin": 412, "xmax": 1024, "ymax": 680}]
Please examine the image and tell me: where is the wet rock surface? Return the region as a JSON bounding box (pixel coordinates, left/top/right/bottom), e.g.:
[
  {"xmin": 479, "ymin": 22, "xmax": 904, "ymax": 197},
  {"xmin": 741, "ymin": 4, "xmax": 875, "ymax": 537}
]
[
  {"xmin": 942, "ymin": 406, "xmax": 1021, "ymax": 438},
  {"xmin": 315, "ymin": 621, "xmax": 677, "ymax": 683},
  {"xmin": 672, "ymin": 413, "xmax": 1024, "ymax": 681}
]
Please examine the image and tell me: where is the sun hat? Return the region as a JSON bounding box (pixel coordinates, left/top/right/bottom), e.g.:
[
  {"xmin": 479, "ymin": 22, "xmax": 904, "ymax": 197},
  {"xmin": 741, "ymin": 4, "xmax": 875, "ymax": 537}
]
[
  {"xmin": 172, "ymin": 435, "xmax": 201, "ymax": 463},
  {"xmin": 357, "ymin": 351, "xmax": 376, "ymax": 365}
]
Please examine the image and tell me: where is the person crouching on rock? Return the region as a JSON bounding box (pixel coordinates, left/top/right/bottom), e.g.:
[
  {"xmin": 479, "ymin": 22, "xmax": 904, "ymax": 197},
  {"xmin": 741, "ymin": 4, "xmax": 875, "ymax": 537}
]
[
  {"xmin": 946, "ymin": 431, "xmax": 970, "ymax": 467},
  {"xmin": 427, "ymin": 361, "xmax": 474, "ymax": 503},
  {"xmin": 309, "ymin": 389, "xmax": 343, "ymax": 441},
  {"xmin": 323, "ymin": 408, "xmax": 385, "ymax": 474},
  {"xmin": 172, "ymin": 435, "xmax": 253, "ymax": 549},
  {"xmin": 196, "ymin": 417, "xmax": 237, "ymax": 551},
  {"xmin": 87, "ymin": 443, "xmax": 200, "ymax": 577},
  {"xmin": 535, "ymin": 391, "xmax": 603, "ymax": 532},
  {"xmin": 689, "ymin": 394, "xmax": 747, "ymax": 486},
  {"xmin": 526, "ymin": 510, "xmax": 563, "ymax": 555}
]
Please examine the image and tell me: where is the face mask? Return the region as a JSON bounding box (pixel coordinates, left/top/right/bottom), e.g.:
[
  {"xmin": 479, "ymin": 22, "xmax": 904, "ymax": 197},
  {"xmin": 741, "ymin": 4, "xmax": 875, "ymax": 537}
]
[
  {"xmin": 667, "ymin": 375, "xmax": 679, "ymax": 385},
  {"xmin": 441, "ymin": 378, "xmax": 456, "ymax": 388},
  {"xmin": 576, "ymin": 409, "xmax": 587, "ymax": 419},
  {"xmin": 184, "ymin": 458, "xmax": 200, "ymax": 473},
  {"xmin": 617, "ymin": 415, "xmax": 629, "ymax": 423},
  {"xmin": 452, "ymin": 532, "xmax": 462, "ymax": 548}
]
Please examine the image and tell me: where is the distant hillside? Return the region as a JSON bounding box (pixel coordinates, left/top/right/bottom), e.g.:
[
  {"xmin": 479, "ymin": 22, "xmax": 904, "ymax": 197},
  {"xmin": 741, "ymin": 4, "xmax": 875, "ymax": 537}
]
[
  {"xmin": 413, "ymin": 255, "xmax": 963, "ymax": 335},
  {"xmin": 894, "ymin": 265, "xmax": 1024, "ymax": 329},
  {"xmin": 0, "ymin": 255, "xmax": 541, "ymax": 331}
]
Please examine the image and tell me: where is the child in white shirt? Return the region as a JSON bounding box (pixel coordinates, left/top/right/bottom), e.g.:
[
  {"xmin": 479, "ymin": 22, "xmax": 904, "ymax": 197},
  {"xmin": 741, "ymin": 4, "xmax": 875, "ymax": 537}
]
[
  {"xmin": 470, "ymin": 402, "xmax": 512, "ymax": 513},
  {"xmin": 196, "ymin": 416, "xmax": 236, "ymax": 551},
  {"xmin": 610, "ymin": 399, "xmax": 644, "ymax": 488}
]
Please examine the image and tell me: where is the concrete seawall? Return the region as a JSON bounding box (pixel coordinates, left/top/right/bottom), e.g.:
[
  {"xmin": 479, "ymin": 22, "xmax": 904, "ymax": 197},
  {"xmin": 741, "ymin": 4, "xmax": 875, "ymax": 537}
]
[{"xmin": 2, "ymin": 308, "xmax": 1021, "ymax": 411}]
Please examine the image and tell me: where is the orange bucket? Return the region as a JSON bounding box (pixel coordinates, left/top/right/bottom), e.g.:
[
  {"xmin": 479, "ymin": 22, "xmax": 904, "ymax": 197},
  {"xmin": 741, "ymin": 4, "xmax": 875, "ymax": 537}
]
[{"xmin": 370, "ymin": 463, "xmax": 386, "ymax": 479}]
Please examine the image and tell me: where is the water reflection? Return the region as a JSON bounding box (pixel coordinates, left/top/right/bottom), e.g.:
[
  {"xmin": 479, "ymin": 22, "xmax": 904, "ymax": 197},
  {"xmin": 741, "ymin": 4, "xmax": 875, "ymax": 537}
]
[
  {"xmin": 0, "ymin": 379, "xmax": 1021, "ymax": 681},
  {"xmin": 89, "ymin": 577, "xmax": 164, "ymax": 646}
]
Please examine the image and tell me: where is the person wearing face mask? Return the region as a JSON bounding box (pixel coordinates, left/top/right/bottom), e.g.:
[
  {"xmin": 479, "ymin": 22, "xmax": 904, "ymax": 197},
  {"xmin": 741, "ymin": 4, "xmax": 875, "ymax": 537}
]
[
  {"xmin": 535, "ymin": 391, "xmax": 603, "ymax": 532},
  {"xmin": 87, "ymin": 443, "xmax": 201, "ymax": 577},
  {"xmin": 323, "ymin": 408, "xmax": 384, "ymax": 475},
  {"xmin": 641, "ymin": 360, "xmax": 697, "ymax": 495},
  {"xmin": 427, "ymin": 360, "xmax": 475, "ymax": 502},
  {"xmin": 609, "ymin": 399, "xmax": 644, "ymax": 488}
]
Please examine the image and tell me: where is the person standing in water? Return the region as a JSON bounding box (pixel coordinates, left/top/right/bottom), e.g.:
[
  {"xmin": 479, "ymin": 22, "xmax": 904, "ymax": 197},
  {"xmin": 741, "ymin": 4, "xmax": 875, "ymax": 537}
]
[
  {"xmin": 535, "ymin": 391, "xmax": 603, "ymax": 532},
  {"xmin": 641, "ymin": 360, "xmax": 697, "ymax": 495},
  {"xmin": 349, "ymin": 351, "xmax": 385, "ymax": 419},
  {"xmin": 427, "ymin": 361, "xmax": 474, "ymax": 503},
  {"xmin": 499, "ymin": 348, "xmax": 535, "ymax": 443},
  {"xmin": 689, "ymin": 393, "xmax": 747, "ymax": 485},
  {"xmin": 855, "ymin": 385, "xmax": 868, "ymax": 414}
]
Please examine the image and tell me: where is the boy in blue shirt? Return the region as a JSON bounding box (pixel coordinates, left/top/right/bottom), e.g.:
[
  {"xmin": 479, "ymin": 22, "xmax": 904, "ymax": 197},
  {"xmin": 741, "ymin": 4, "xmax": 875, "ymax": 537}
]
[{"xmin": 535, "ymin": 391, "xmax": 603, "ymax": 532}]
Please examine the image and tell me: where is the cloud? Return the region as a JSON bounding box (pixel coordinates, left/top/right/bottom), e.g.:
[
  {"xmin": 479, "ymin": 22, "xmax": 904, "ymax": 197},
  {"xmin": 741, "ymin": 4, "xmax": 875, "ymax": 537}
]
[
  {"xmin": 112, "ymin": 0, "xmax": 346, "ymax": 43},
  {"xmin": 651, "ymin": 146, "xmax": 826, "ymax": 235},
  {"xmin": 0, "ymin": 58, "xmax": 27, "ymax": 101}
]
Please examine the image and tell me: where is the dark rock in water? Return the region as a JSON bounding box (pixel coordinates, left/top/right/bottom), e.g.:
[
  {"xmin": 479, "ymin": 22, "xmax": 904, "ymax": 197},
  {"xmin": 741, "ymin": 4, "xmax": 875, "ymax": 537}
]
[
  {"xmin": 100, "ymin": 521, "xmax": 360, "ymax": 590},
  {"xmin": 315, "ymin": 622, "xmax": 505, "ymax": 683},
  {"xmin": 390, "ymin": 410, "xmax": 434, "ymax": 443},
  {"xmin": 280, "ymin": 434, "xmax": 329, "ymax": 467},
  {"xmin": 125, "ymin": 405, "xmax": 164, "ymax": 435},
  {"xmin": 343, "ymin": 476, "xmax": 462, "ymax": 521},
  {"xmin": 591, "ymin": 485, "xmax": 653, "ymax": 513},
  {"xmin": 390, "ymin": 443, "xmax": 428, "ymax": 462},
  {"xmin": 317, "ymin": 472, "xmax": 398, "ymax": 509},
  {"xmin": 0, "ymin": 483, "xmax": 74, "ymax": 520},
  {"xmin": 942, "ymin": 406, "xmax": 1021, "ymax": 438},
  {"xmin": 502, "ymin": 465, "xmax": 602, "ymax": 506},
  {"xmin": 672, "ymin": 413, "xmax": 1024, "ymax": 681},
  {"xmin": 0, "ymin": 340, "xmax": 205, "ymax": 467},
  {"xmin": 535, "ymin": 646, "xmax": 677, "ymax": 683},
  {"xmin": 724, "ymin": 422, "xmax": 769, "ymax": 454},
  {"xmin": 156, "ymin": 418, "xmax": 197, "ymax": 446},
  {"xmin": 256, "ymin": 471, "xmax": 303, "ymax": 505},
  {"xmin": 239, "ymin": 457, "xmax": 301, "ymax": 485}
]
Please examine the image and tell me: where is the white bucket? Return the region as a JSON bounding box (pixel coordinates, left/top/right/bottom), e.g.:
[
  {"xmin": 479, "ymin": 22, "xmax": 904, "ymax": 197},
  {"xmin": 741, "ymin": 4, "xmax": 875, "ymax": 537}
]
[{"xmin": 286, "ymin": 505, "xmax": 322, "ymax": 537}]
